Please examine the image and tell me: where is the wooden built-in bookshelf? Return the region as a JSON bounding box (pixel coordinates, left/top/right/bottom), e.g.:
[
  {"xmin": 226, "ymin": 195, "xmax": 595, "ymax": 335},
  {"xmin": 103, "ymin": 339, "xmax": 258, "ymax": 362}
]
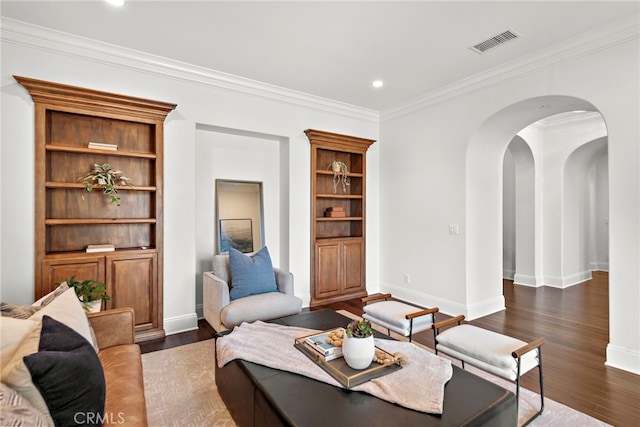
[
  {"xmin": 15, "ymin": 75, "xmax": 176, "ymax": 342},
  {"xmin": 305, "ymin": 129, "xmax": 375, "ymax": 306}
]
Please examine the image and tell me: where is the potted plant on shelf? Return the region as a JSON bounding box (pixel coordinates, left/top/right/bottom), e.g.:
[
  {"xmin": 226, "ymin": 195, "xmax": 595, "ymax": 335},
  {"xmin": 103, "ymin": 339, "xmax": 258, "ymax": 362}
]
[
  {"xmin": 79, "ymin": 163, "xmax": 132, "ymax": 206},
  {"xmin": 343, "ymin": 319, "xmax": 375, "ymax": 369},
  {"xmin": 62, "ymin": 276, "xmax": 111, "ymax": 313}
]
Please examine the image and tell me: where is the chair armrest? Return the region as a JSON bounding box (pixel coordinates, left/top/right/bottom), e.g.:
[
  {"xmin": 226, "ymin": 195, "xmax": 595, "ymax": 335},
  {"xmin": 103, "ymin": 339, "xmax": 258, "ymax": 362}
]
[
  {"xmin": 406, "ymin": 307, "xmax": 439, "ymax": 320},
  {"xmin": 274, "ymin": 267, "xmax": 294, "ymax": 295},
  {"xmin": 432, "ymin": 315, "xmax": 466, "ymax": 332},
  {"xmin": 203, "ymin": 271, "xmax": 231, "ymax": 331},
  {"xmin": 87, "ymin": 307, "xmax": 135, "ymax": 350},
  {"xmin": 512, "ymin": 337, "xmax": 545, "ymax": 358},
  {"xmin": 362, "ymin": 293, "xmax": 392, "ymax": 305}
]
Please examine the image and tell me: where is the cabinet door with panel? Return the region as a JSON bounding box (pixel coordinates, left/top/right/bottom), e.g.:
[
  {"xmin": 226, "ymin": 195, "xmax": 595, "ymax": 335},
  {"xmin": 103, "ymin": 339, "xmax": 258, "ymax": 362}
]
[
  {"xmin": 314, "ymin": 238, "xmax": 365, "ymax": 301},
  {"xmin": 342, "ymin": 239, "xmax": 365, "ymax": 294},
  {"xmin": 41, "ymin": 255, "xmax": 106, "ymax": 297},
  {"xmin": 106, "ymin": 252, "xmax": 159, "ymax": 339},
  {"xmin": 314, "ymin": 241, "xmax": 341, "ymax": 299}
]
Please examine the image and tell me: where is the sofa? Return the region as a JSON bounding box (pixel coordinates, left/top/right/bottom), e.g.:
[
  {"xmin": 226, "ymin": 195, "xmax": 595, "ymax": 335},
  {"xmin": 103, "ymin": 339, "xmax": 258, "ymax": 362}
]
[
  {"xmin": 0, "ymin": 286, "xmax": 147, "ymax": 426},
  {"xmin": 87, "ymin": 307, "xmax": 148, "ymax": 426},
  {"xmin": 203, "ymin": 247, "xmax": 303, "ymax": 332}
]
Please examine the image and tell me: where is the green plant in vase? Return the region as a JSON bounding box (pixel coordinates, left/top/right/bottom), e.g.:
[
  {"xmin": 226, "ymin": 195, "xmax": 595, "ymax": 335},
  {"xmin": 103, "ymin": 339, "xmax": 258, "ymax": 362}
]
[
  {"xmin": 343, "ymin": 319, "xmax": 375, "ymax": 369},
  {"xmin": 345, "ymin": 319, "xmax": 374, "ymax": 338},
  {"xmin": 63, "ymin": 275, "xmax": 111, "ymax": 312},
  {"xmin": 80, "ymin": 163, "xmax": 131, "ymax": 206}
]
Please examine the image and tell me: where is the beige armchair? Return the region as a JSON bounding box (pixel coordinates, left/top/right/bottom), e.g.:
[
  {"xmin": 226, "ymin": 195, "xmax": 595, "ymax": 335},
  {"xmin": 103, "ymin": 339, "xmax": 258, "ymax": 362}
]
[{"xmin": 203, "ymin": 253, "xmax": 302, "ymax": 332}]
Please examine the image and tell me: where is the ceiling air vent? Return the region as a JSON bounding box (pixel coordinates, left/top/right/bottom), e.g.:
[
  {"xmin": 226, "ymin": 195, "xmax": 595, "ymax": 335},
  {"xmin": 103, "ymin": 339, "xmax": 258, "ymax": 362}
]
[{"xmin": 469, "ymin": 29, "xmax": 520, "ymax": 54}]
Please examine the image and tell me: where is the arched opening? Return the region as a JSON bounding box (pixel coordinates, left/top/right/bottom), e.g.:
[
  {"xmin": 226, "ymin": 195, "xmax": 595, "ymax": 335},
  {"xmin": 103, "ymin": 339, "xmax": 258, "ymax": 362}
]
[
  {"xmin": 465, "ymin": 95, "xmax": 602, "ymax": 319},
  {"xmin": 502, "ymin": 113, "xmax": 608, "ymax": 288},
  {"xmin": 502, "ymin": 136, "xmax": 536, "ymax": 285}
]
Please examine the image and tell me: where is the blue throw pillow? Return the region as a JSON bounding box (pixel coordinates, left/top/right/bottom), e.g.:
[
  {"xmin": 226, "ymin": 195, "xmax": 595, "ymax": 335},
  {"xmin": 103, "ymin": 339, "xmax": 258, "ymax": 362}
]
[
  {"xmin": 23, "ymin": 315, "xmax": 105, "ymax": 427},
  {"xmin": 229, "ymin": 246, "xmax": 277, "ymax": 300}
]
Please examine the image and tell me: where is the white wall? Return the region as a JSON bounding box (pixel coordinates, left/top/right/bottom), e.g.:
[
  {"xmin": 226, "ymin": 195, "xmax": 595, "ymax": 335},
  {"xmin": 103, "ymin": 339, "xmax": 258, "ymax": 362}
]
[
  {"xmin": 502, "ymin": 149, "xmax": 516, "ymax": 279},
  {"xmin": 379, "ymin": 35, "xmax": 639, "ymax": 373},
  {"xmin": 0, "ymin": 20, "xmax": 380, "ymax": 334}
]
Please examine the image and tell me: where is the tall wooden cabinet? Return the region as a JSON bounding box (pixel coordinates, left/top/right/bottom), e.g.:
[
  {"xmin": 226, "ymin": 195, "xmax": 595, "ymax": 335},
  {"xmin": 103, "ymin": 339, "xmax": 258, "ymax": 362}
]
[
  {"xmin": 305, "ymin": 129, "xmax": 375, "ymax": 306},
  {"xmin": 16, "ymin": 76, "xmax": 176, "ymax": 342}
]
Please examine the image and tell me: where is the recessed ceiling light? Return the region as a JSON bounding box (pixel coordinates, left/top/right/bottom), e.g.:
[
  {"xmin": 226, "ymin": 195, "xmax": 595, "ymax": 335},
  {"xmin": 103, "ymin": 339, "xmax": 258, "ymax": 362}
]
[
  {"xmin": 372, "ymin": 80, "xmax": 384, "ymax": 88},
  {"xmin": 106, "ymin": 0, "xmax": 125, "ymax": 6}
]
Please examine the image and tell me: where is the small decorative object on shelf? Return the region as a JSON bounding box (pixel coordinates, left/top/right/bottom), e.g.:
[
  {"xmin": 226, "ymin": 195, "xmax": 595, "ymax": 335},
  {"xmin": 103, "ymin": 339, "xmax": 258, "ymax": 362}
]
[
  {"xmin": 88, "ymin": 141, "xmax": 118, "ymax": 151},
  {"xmin": 324, "ymin": 206, "xmax": 346, "ymax": 217},
  {"xmin": 343, "ymin": 319, "xmax": 375, "ymax": 369},
  {"xmin": 85, "ymin": 243, "xmax": 115, "ymax": 253},
  {"xmin": 60, "ymin": 275, "xmax": 111, "ymax": 313},
  {"xmin": 329, "ymin": 160, "xmax": 349, "ymax": 193},
  {"xmin": 79, "ymin": 163, "xmax": 132, "ymax": 206}
]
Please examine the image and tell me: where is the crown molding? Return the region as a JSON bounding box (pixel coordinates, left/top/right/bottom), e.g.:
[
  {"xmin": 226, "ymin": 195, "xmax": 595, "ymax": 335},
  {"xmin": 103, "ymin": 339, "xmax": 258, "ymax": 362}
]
[
  {"xmin": 0, "ymin": 17, "xmax": 379, "ymax": 123},
  {"xmin": 381, "ymin": 15, "xmax": 639, "ymax": 122}
]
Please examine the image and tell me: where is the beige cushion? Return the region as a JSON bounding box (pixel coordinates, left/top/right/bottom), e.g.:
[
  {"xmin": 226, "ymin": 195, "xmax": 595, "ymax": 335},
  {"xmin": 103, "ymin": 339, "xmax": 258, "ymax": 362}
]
[
  {"xmin": 435, "ymin": 324, "xmax": 539, "ymax": 381},
  {"xmin": 1, "ymin": 287, "xmax": 97, "ymax": 414},
  {"xmin": 0, "ymin": 317, "xmax": 38, "ymax": 369},
  {"xmin": 0, "ymin": 382, "xmax": 54, "ymax": 426},
  {"xmin": 363, "ymin": 300, "xmax": 434, "ymax": 336}
]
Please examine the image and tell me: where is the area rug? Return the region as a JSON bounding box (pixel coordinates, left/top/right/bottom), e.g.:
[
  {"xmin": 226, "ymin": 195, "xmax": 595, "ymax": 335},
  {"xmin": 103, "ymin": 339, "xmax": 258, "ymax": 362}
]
[
  {"xmin": 142, "ymin": 339, "xmax": 235, "ymax": 426},
  {"xmin": 336, "ymin": 310, "xmax": 610, "ymax": 427},
  {"xmin": 142, "ymin": 313, "xmax": 610, "ymax": 427}
]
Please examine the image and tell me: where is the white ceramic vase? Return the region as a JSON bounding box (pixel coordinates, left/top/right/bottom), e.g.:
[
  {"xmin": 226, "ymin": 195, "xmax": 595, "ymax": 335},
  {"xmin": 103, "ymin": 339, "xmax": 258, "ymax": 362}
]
[
  {"xmin": 85, "ymin": 300, "xmax": 102, "ymax": 313},
  {"xmin": 342, "ymin": 335, "xmax": 375, "ymax": 370}
]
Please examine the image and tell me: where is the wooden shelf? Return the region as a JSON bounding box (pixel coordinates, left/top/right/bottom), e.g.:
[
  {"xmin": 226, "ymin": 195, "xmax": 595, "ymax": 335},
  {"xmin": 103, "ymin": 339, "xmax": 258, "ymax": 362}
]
[
  {"xmin": 45, "ymin": 218, "xmax": 157, "ymax": 225},
  {"xmin": 46, "ymin": 144, "xmax": 157, "ymax": 159},
  {"xmin": 316, "ymin": 194, "xmax": 363, "ymax": 199},
  {"xmin": 45, "ymin": 182, "xmax": 157, "ymax": 191},
  {"xmin": 316, "ymin": 217, "xmax": 364, "ymax": 221},
  {"xmin": 316, "ymin": 170, "xmax": 364, "ymax": 178}
]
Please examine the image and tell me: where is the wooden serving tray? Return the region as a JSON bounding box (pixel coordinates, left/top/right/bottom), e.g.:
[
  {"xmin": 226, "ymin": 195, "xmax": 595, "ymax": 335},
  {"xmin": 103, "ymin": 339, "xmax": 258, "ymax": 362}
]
[{"xmin": 294, "ymin": 331, "xmax": 402, "ymax": 389}]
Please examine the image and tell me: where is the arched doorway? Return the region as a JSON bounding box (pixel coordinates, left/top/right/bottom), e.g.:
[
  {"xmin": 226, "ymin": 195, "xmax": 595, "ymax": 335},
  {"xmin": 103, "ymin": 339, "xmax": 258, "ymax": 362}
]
[
  {"xmin": 465, "ymin": 95, "xmax": 601, "ymax": 319},
  {"xmin": 502, "ymin": 114, "xmax": 608, "ymax": 288}
]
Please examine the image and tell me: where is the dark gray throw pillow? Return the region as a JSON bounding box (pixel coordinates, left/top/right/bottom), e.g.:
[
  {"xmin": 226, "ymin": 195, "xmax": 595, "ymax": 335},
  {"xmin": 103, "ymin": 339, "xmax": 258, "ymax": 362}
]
[
  {"xmin": 229, "ymin": 246, "xmax": 277, "ymax": 300},
  {"xmin": 23, "ymin": 315, "xmax": 105, "ymax": 427}
]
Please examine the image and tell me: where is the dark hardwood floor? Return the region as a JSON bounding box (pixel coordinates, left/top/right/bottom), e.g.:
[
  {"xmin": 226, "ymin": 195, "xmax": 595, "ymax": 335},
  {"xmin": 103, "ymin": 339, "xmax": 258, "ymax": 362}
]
[{"xmin": 140, "ymin": 271, "xmax": 639, "ymax": 426}]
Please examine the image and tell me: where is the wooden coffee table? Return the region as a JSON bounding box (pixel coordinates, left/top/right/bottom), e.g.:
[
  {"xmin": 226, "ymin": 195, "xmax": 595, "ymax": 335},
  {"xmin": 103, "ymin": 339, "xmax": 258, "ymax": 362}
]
[{"xmin": 214, "ymin": 309, "xmax": 517, "ymax": 427}]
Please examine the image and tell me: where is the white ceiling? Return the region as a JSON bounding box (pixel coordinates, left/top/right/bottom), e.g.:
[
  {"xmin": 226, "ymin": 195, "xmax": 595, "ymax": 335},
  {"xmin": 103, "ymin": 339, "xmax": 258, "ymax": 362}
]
[{"xmin": 2, "ymin": 1, "xmax": 638, "ymax": 111}]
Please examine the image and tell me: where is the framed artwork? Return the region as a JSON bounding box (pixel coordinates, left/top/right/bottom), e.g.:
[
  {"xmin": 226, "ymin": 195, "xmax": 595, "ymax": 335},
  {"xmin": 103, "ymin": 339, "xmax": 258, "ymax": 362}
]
[{"xmin": 219, "ymin": 219, "xmax": 253, "ymax": 253}]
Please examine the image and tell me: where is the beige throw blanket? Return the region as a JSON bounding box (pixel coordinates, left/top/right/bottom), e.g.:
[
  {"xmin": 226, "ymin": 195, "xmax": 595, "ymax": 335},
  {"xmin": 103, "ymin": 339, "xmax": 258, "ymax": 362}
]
[{"xmin": 216, "ymin": 321, "xmax": 453, "ymax": 414}]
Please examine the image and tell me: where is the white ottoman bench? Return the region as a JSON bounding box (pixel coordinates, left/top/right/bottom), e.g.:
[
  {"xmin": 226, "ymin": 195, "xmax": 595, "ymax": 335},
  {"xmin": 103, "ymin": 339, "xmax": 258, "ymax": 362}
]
[
  {"xmin": 433, "ymin": 316, "xmax": 544, "ymax": 426},
  {"xmin": 361, "ymin": 293, "xmax": 439, "ymax": 342}
]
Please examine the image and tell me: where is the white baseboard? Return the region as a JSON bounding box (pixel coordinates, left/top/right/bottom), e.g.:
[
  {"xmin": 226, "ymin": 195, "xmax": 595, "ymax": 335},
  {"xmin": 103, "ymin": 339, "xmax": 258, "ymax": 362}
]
[
  {"xmin": 606, "ymin": 343, "xmax": 640, "ymax": 375},
  {"xmin": 380, "ymin": 283, "xmax": 466, "ymax": 317},
  {"xmin": 503, "ymin": 269, "xmax": 515, "ymax": 280},
  {"xmin": 164, "ymin": 312, "xmax": 199, "ymax": 336},
  {"xmin": 513, "ymin": 274, "xmax": 543, "ymax": 287},
  {"xmin": 543, "ymin": 270, "xmax": 593, "ymax": 288},
  {"xmin": 465, "ymin": 295, "xmax": 506, "ymax": 320},
  {"xmin": 590, "ymin": 261, "xmax": 609, "ymax": 271},
  {"xmin": 379, "ymin": 283, "xmax": 505, "ymax": 320}
]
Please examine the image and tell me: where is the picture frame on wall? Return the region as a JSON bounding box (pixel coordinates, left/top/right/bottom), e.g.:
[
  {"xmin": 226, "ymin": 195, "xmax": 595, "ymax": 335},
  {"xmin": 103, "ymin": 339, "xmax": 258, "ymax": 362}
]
[{"xmin": 219, "ymin": 218, "xmax": 254, "ymax": 253}]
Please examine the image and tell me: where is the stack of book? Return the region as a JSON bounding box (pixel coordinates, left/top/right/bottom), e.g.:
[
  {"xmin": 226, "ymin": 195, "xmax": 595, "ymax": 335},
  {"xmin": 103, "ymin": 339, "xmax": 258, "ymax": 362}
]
[
  {"xmin": 324, "ymin": 207, "xmax": 346, "ymax": 218},
  {"xmin": 302, "ymin": 329, "xmax": 344, "ymax": 361},
  {"xmin": 88, "ymin": 141, "xmax": 118, "ymax": 151},
  {"xmin": 86, "ymin": 244, "xmax": 115, "ymax": 253}
]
